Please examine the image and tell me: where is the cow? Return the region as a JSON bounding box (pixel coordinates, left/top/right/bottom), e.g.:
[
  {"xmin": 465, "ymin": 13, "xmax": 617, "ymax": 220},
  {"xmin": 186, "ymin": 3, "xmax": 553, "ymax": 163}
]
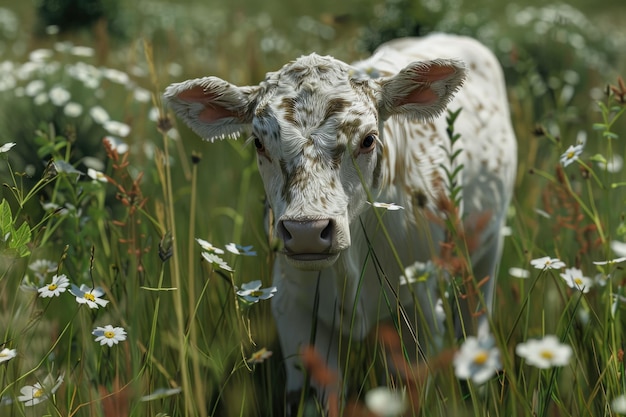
[{"xmin": 165, "ymin": 33, "xmax": 517, "ymax": 410}]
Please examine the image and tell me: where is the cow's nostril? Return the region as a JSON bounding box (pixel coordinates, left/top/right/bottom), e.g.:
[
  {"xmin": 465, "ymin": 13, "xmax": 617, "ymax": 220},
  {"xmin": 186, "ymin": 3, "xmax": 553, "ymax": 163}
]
[
  {"xmin": 320, "ymin": 221, "xmax": 333, "ymax": 242},
  {"xmin": 279, "ymin": 219, "xmax": 334, "ymax": 254}
]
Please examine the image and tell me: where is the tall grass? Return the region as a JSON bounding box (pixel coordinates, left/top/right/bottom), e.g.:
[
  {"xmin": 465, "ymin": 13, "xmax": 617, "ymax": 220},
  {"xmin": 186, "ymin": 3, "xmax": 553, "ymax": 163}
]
[{"xmin": 0, "ymin": 0, "xmax": 625, "ymax": 416}]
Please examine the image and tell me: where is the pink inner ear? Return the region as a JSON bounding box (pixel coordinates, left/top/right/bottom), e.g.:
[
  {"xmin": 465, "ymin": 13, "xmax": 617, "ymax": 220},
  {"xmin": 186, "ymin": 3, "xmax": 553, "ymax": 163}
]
[
  {"xmin": 398, "ymin": 87, "xmax": 438, "ymax": 106},
  {"xmin": 421, "ymin": 65, "xmax": 456, "ymax": 82},
  {"xmin": 177, "ymin": 85, "xmax": 214, "ymax": 103},
  {"xmin": 199, "ymin": 106, "xmax": 237, "ymax": 122}
]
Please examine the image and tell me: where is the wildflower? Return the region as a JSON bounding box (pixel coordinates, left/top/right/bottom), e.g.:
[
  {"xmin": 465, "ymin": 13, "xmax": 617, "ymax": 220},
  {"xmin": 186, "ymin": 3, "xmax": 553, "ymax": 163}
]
[
  {"xmin": 369, "ymin": 201, "xmax": 405, "ymax": 210},
  {"xmin": 29, "ymin": 49, "xmax": 53, "ymax": 62},
  {"xmin": 140, "ymin": 387, "xmax": 182, "ymax": 402},
  {"xmin": 225, "ymin": 243, "xmax": 257, "ymax": 256},
  {"xmin": 103, "ymin": 136, "xmax": 129, "ymax": 154},
  {"xmin": 454, "ymin": 335, "xmax": 501, "ymax": 384},
  {"xmin": 515, "ymin": 335, "xmax": 572, "ymax": 369},
  {"xmin": 49, "ymin": 86, "xmax": 71, "ymax": 106},
  {"xmin": 530, "ymin": 256, "xmax": 566, "ymax": 270},
  {"xmin": 560, "ymin": 267, "xmax": 593, "ymax": 293},
  {"xmin": 201, "ymin": 252, "xmax": 233, "ymax": 272},
  {"xmin": 28, "ymin": 259, "xmax": 57, "ymax": 278},
  {"xmin": 597, "ymin": 154, "xmax": 623, "ymax": 173},
  {"xmin": 248, "ymin": 347, "xmax": 273, "ymax": 364},
  {"xmin": 70, "ymin": 284, "xmax": 109, "ymax": 309},
  {"xmin": 17, "ymin": 373, "xmax": 64, "ymax": 406},
  {"xmin": 365, "ymin": 386, "xmax": 407, "ymax": 417},
  {"xmin": 63, "ymin": 102, "xmax": 83, "ymax": 117},
  {"xmin": 70, "ymin": 45, "xmax": 95, "ymax": 57},
  {"xmin": 611, "ymin": 241, "xmax": 626, "ymax": 258},
  {"xmin": 593, "ymin": 257, "xmax": 626, "ymax": 266},
  {"xmin": 92, "ymin": 325, "xmax": 127, "ymax": 347},
  {"xmin": 0, "ymin": 348, "xmax": 17, "ymax": 363},
  {"xmin": 236, "ymin": 280, "xmax": 277, "ymax": 303},
  {"xmin": 87, "ymin": 168, "xmax": 108, "ymax": 183},
  {"xmin": 102, "ymin": 68, "xmax": 129, "ymax": 84},
  {"xmin": 0, "ymin": 142, "xmax": 16, "ymax": 153},
  {"xmin": 103, "ymin": 120, "xmax": 131, "ymax": 137},
  {"xmin": 195, "ymin": 238, "xmax": 225, "ymax": 254},
  {"xmin": 133, "ymin": 87, "xmax": 151, "ymax": 103},
  {"xmin": 612, "ymin": 394, "xmax": 626, "ymax": 414},
  {"xmin": 399, "ymin": 260, "xmax": 436, "ymax": 285},
  {"xmin": 509, "ymin": 267, "xmax": 531, "ymax": 279},
  {"xmin": 89, "ymin": 105, "xmax": 110, "ymax": 124},
  {"xmin": 33, "ymin": 92, "xmax": 48, "ymax": 106},
  {"xmin": 38, "ymin": 274, "xmax": 70, "ymax": 298},
  {"xmin": 25, "ymin": 80, "xmax": 45, "ymax": 96},
  {"xmin": 560, "ymin": 144, "xmax": 583, "ymax": 167}
]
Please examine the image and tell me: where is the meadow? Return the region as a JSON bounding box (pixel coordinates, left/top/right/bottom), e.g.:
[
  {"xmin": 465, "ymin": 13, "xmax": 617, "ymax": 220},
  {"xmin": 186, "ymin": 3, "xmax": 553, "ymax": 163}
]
[{"xmin": 0, "ymin": 0, "xmax": 625, "ymax": 416}]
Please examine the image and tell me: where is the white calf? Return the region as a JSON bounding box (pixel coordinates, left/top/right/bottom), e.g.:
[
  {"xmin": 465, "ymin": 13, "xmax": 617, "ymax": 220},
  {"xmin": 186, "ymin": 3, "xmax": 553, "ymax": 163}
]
[{"xmin": 165, "ymin": 33, "xmax": 517, "ymax": 405}]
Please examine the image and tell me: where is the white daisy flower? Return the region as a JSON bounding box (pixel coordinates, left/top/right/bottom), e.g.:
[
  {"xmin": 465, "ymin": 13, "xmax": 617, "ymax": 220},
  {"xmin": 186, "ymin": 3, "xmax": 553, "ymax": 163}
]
[
  {"xmin": 225, "ymin": 243, "xmax": 256, "ymax": 256},
  {"xmin": 103, "ymin": 120, "xmax": 131, "ymax": 137},
  {"xmin": 509, "ymin": 267, "xmax": 531, "ymax": 279},
  {"xmin": 70, "ymin": 284, "xmax": 109, "ymax": 309},
  {"xmin": 49, "ymin": 85, "xmax": 71, "ymax": 106},
  {"xmin": 0, "ymin": 142, "xmax": 16, "ymax": 153},
  {"xmin": 201, "ymin": 252, "xmax": 233, "ymax": 272},
  {"xmin": 38, "ymin": 274, "xmax": 70, "ymax": 298},
  {"xmin": 63, "ymin": 102, "xmax": 83, "ymax": 117},
  {"xmin": 454, "ymin": 335, "xmax": 501, "ymax": 384},
  {"xmin": 92, "ymin": 325, "xmax": 127, "ymax": 347},
  {"xmin": 87, "ymin": 168, "xmax": 108, "ymax": 183},
  {"xmin": 0, "ymin": 348, "xmax": 17, "ymax": 363},
  {"xmin": 236, "ymin": 280, "xmax": 277, "ymax": 303},
  {"xmin": 530, "ymin": 256, "xmax": 566, "ymax": 270},
  {"xmin": 560, "ymin": 267, "xmax": 593, "ymax": 293},
  {"xmin": 89, "ymin": 105, "xmax": 110, "ymax": 124},
  {"xmin": 560, "ymin": 144, "xmax": 583, "ymax": 167},
  {"xmin": 17, "ymin": 373, "xmax": 64, "ymax": 406},
  {"xmin": 515, "ymin": 335, "xmax": 572, "ymax": 369},
  {"xmin": 365, "ymin": 386, "xmax": 407, "ymax": 417},
  {"xmin": 195, "ymin": 238, "xmax": 225, "ymax": 254}
]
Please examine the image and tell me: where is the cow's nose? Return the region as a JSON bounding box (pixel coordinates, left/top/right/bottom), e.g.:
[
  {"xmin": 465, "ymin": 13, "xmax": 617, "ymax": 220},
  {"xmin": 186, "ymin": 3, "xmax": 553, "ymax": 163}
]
[{"xmin": 278, "ymin": 219, "xmax": 333, "ymax": 254}]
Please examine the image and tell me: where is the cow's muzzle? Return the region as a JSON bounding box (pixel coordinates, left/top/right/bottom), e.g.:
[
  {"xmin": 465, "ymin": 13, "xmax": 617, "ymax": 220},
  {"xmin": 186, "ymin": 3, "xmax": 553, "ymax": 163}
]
[{"xmin": 277, "ymin": 219, "xmax": 340, "ymax": 270}]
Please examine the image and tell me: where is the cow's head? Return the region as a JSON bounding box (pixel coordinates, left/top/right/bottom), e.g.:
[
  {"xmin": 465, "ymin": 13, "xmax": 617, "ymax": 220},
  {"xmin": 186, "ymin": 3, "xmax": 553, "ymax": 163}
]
[{"xmin": 165, "ymin": 54, "xmax": 465, "ymax": 270}]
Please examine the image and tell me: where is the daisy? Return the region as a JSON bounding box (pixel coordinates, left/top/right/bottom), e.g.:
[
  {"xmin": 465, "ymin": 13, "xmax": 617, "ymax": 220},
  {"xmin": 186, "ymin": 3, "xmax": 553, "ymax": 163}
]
[
  {"xmin": 17, "ymin": 373, "xmax": 64, "ymax": 406},
  {"xmin": 201, "ymin": 252, "xmax": 233, "ymax": 272},
  {"xmin": 560, "ymin": 144, "xmax": 583, "ymax": 167},
  {"xmin": 92, "ymin": 325, "xmax": 127, "ymax": 347},
  {"xmin": 530, "ymin": 256, "xmax": 566, "ymax": 270},
  {"xmin": 103, "ymin": 136, "xmax": 129, "ymax": 154},
  {"xmin": 236, "ymin": 280, "xmax": 277, "ymax": 303},
  {"xmin": 103, "ymin": 120, "xmax": 131, "ymax": 137},
  {"xmin": 369, "ymin": 201, "xmax": 405, "ymax": 210},
  {"xmin": 0, "ymin": 142, "xmax": 16, "ymax": 153},
  {"xmin": 509, "ymin": 267, "xmax": 531, "ymax": 279},
  {"xmin": 38, "ymin": 274, "xmax": 70, "ymax": 298},
  {"xmin": 63, "ymin": 102, "xmax": 83, "ymax": 117},
  {"xmin": 247, "ymin": 347, "xmax": 273, "ymax": 365},
  {"xmin": 49, "ymin": 85, "xmax": 71, "ymax": 106},
  {"xmin": 560, "ymin": 267, "xmax": 593, "ymax": 293},
  {"xmin": 195, "ymin": 238, "xmax": 225, "ymax": 254},
  {"xmin": 515, "ymin": 335, "xmax": 572, "ymax": 369},
  {"xmin": 70, "ymin": 284, "xmax": 109, "ymax": 309},
  {"xmin": 365, "ymin": 386, "xmax": 407, "ymax": 417},
  {"xmin": 0, "ymin": 348, "xmax": 17, "ymax": 363},
  {"xmin": 453, "ymin": 335, "xmax": 501, "ymax": 384},
  {"xmin": 593, "ymin": 257, "xmax": 626, "ymax": 266},
  {"xmin": 612, "ymin": 394, "xmax": 626, "ymax": 414},
  {"xmin": 399, "ymin": 260, "xmax": 435, "ymax": 286},
  {"xmin": 87, "ymin": 168, "xmax": 108, "ymax": 183},
  {"xmin": 225, "ymin": 243, "xmax": 257, "ymax": 256},
  {"xmin": 89, "ymin": 105, "xmax": 110, "ymax": 124}
]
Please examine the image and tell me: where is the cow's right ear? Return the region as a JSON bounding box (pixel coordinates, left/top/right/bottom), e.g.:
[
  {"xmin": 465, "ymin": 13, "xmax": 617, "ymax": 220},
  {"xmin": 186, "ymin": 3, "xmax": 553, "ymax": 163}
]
[{"xmin": 164, "ymin": 77, "xmax": 259, "ymax": 142}]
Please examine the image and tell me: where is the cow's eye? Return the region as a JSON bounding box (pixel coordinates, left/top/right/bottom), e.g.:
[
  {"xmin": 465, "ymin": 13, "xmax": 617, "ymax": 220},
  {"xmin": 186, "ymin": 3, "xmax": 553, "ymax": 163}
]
[
  {"xmin": 360, "ymin": 134, "xmax": 377, "ymax": 153},
  {"xmin": 254, "ymin": 137, "xmax": 265, "ymax": 152}
]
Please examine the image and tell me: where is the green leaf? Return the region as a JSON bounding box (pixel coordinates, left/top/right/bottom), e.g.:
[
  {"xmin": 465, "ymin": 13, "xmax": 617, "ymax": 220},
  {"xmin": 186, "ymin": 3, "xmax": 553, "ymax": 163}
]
[
  {"xmin": 0, "ymin": 199, "xmax": 12, "ymax": 236},
  {"xmin": 602, "ymin": 131, "xmax": 619, "ymax": 140},
  {"xmin": 9, "ymin": 221, "xmax": 31, "ymax": 257},
  {"xmin": 592, "ymin": 123, "xmax": 607, "ymax": 131},
  {"xmin": 589, "ymin": 154, "xmax": 608, "ymax": 164}
]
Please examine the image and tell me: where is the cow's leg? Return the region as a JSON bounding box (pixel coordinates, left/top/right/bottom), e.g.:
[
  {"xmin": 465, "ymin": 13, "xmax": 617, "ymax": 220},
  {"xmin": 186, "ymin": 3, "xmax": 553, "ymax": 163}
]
[{"xmin": 271, "ymin": 261, "xmax": 341, "ymax": 413}]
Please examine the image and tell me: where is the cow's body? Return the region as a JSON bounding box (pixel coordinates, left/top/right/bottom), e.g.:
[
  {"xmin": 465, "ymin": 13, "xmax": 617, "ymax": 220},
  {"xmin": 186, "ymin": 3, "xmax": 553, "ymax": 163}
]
[{"xmin": 165, "ymin": 33, "xmax": 517, "ymax": 405}]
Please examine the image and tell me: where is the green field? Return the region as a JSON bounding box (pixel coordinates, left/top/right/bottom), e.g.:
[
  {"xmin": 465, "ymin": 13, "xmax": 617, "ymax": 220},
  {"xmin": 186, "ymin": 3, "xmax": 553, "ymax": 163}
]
[{"xmin": 0, "ymin": 0, "xmax": 625, "ymax": 416}]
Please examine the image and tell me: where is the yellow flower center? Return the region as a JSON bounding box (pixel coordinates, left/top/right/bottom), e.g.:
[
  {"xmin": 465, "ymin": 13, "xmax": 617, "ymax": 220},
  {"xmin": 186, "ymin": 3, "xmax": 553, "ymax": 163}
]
[
  {"xmin": 84, "ymin": 293, "xmax": 96, "ymax": 302},
  {"xmin": 104, "ymin": 331, "xmax": 115, "ymax": 339},
  {"xmin": 250, "ymin": 290, "xmax": 263, "ymax": 297},
  {"xmin": 540, "ymin": 350, "xmax": 554, "ymax": 360},
  {"xmin": 0, "ymin": 352, "xmax": 7, "ymax": 357},
  {"xmin": 567, "ymin": 151, "xmax": 575, "ymax": 159},
  {"xmin": 33, "ymin": 388, "xmax": 44, "ymax": 398},
  {"xmin": 48, "ymin": 284, "xmax": 58, "ymax": 291},
  {"xmin": 473, "ymin": 351, "xmax": 489, "ymax": 365},
  {"xmin": 574, "ymin": 277, "xmax": 583, "ymax": 285}
]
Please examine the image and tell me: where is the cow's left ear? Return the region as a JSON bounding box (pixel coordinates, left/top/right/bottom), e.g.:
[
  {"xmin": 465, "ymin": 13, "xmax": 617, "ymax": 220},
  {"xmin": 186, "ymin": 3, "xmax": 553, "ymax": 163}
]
[
  {"xmin": 164, "ymin": 77, "xmax": 260, "ymax": 142},
  {"xmin": 377, "ymin": 59, "xmax": 466, "ymax": 121}
]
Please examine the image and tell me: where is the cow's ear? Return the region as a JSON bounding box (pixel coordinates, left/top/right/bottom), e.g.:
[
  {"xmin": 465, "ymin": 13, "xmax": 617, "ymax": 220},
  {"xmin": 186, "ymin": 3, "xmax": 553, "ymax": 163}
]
[
  {"xmin": 377, "ymin": 59, "xmax": 466, "ymax": 121},
  {"xmin": 164, "ymin": 77, "xmax": 259, "ymax": 141}
]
